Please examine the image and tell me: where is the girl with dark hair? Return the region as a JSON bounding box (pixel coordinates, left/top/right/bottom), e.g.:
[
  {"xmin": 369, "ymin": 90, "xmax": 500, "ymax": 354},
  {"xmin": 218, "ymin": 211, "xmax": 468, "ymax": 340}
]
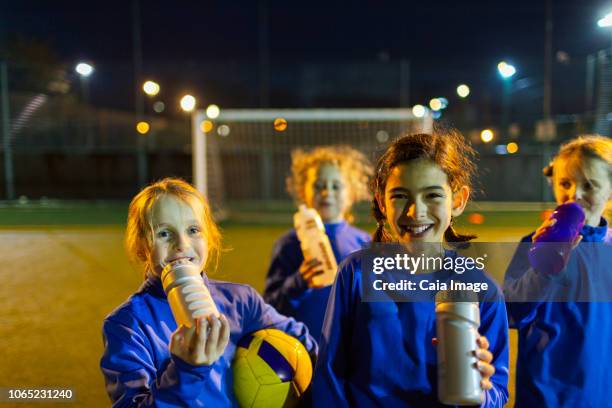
[{"xmin": 312, "ymin": 130, "xmax": 509, "ymax": 407}]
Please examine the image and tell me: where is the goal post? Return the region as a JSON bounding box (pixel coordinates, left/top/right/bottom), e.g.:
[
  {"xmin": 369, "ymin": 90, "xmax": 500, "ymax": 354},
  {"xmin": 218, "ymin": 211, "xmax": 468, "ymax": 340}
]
[{"xmin": 192, "ymin": 108, "xmax": 433, "ymax": 213}]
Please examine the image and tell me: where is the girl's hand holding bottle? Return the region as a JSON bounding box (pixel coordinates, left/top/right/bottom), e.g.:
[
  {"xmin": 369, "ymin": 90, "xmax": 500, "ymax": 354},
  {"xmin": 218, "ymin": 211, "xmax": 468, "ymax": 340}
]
[
  {"xmin": 475, "ymin": 336, "xmax": 495, "ymax": 391},
  {"xmin": 170, "ymin": 315, "xmax": 230, "ymax": 366},
  {"xmin": 299, "ymin": 257, "xmax": 325, "ymax": 289},
  {"xmin": 532, "ymin": 217, "xmax": 583, "ymax": 249}
]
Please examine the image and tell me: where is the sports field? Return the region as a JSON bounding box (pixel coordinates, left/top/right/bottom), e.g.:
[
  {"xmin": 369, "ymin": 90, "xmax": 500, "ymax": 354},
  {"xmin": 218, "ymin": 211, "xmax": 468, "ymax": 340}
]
[{"xmin": 0, "ymin": 202, "xmax": 543, "ymax": 407}]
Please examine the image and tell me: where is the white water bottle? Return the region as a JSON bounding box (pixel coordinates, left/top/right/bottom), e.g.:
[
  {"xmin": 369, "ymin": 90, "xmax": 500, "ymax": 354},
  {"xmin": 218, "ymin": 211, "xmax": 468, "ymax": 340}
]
[
  {"xmin": 161, "ymin": 263, "xmax": 219, "ymax": 328},
  {"xmin": 293, "ymin": 204, "xmax": 338, "ymax": 287},
  {"xmin": 435, "ymin": 290, "xmax": 483, "ymax": 405}
]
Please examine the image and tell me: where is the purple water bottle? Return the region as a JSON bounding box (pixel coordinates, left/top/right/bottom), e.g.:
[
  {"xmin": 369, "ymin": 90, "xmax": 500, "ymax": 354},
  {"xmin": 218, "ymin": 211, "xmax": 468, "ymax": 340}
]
[{"xmin": 528, "ymin": 202, "xmax": 585, "ymax": 275}]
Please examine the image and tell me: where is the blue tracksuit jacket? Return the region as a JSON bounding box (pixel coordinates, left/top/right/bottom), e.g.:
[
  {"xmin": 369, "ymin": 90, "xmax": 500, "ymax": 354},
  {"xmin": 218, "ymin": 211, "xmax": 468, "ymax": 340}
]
[
  {"xmin": 504, "ymin": 218, "xmax": 612, "ymax": 407},
  {"xmin": 100, "ymin": 274, "xmax": 317, "ymax": 407},
  {"xmin": 264, "ymin": 221, "xmax": 370, "ymax": 340},
  {"xmin": 312, "ymin": 250, "xmax": 510, "ymax": 407}
]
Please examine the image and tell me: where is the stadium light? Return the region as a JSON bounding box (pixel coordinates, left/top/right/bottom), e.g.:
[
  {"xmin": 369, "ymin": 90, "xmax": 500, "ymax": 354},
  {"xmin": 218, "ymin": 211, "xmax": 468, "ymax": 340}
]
[
  {"xmin": 75, "ymin": 62, "xmax": 94, "ymax": 77},
  {"xmin": 429, "ymin": 98, "xmax": 442, "ymax": 111},
  {"xmin": 497, "ymin": 61, "xmax": 516, "ymax": 79},
  {"xmin": 481, "ymin": 129, "xmax": 494, "ymax": 143},
  {"xmin": 143, "ymin": 80, "xmax": 160, "ymax": 96},
  {"xmin": 180, "ymin": 94, "xmax": 196, "ymax": 112},
  {"xmin": 598, "ymin": 11, "xmax": 612, "ymax": 27},
  {"xmin": 206, "ymin": 104, "xmax": 221, "ymax": 119},
  {"xmin": 457, "ymin": 84, "xmax": 470, "ymax": 98},
  {"xmin": 497, "ymin": 61, "xmax": 516, "ymax": 140},
  {"xmin": 412, "ymin": 104, "xmax": 426, "ymax": 118}
]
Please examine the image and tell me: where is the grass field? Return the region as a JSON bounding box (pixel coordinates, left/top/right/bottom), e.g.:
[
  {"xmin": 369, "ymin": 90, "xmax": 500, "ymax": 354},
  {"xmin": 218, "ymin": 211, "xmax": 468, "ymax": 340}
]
[{"xmin": 0, "ymin": 202, "xmax": 542, "ymax": 407}]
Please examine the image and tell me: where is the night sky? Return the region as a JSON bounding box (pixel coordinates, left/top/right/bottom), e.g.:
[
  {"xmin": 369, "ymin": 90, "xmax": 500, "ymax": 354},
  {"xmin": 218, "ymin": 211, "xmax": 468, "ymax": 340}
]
[{"xmin": 2, "ymin": 0, "xmax": 612, "ymax": 116}]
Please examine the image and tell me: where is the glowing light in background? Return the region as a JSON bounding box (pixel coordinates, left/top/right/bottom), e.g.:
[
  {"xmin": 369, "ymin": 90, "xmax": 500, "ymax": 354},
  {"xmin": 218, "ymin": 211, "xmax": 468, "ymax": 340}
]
[
  {"xmin": 200, "ymin": 120, "xmax": 214, "ymax": 133},
  {"xmin": 497, "ymin": 61, "xmax": 516, "ymax": 78},
  {"xmin": 143, "ymin": 81, "xmax": 160, "ymax": 96},
  {"xmin": 217, "ymin": 124, "xmax": 230, "ymax": 137},
  {"xmin": 457, "ymin": 84, "xmax": 470, "ymax": 98},
  {"xmin": 412, "ymin": 104, "xmax": 426, "ymax": 118},
  {"xmin": 507, "ymin": 142, "xmax": 519, "ymax": 154},
  {"xmin": 153, "ymin": 101, "xmax": 165, "ymax": 113},
  {"xmin": 75, "ymin": 62, "xmax": 94, "ymax": 77},
  {"xmin": 495, "ymin": 144, "xmax": 508, "ymax": 154},
  {"xmin": 376, "ymin": 130, "xmax": 389, "ymax": 143},
  {"xmin": 598, "ymin": 12, "xmax": 612, "ymax": 27},
  {"xmin": 468, "ymin": 213, "xmax": 485, "ymax": 225},
  {"xmin": 480, "ymin": 129, "xmax": 494, "ymax": 143},
  {"xmin": 180, "ymin": 95, "xmax": 196, "ymax": 112},
  {"xmin": 136, "ymin": 121, "xmax": 150, "ymax": 135},
  {"xmin": 429, "ymin": 98, "xmax": 442, "ymax": 111},
  {"xmin": 274, "ymin": 118, "xmax": 288, "ymax": 131},
  {"xmin": 206, "ymin": 104, "xmax": 221, "ymax": 119}
]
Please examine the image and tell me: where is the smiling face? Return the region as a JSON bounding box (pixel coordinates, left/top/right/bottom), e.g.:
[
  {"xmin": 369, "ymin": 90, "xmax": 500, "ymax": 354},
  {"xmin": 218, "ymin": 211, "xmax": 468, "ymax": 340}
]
[
  {"xmin": 149, "ymin": 195, "xmax": 207, "ymax": 276},
  {"xmin": 552, "ymin": 155, "xmax": 612, "ymax": 227},
  {"xmin": 303, "ymin": 162, "xmax": 351, "ymax": 223},
  {"xmin": 379, "ymin": 159, "xmax": 469, "ymax": 244}
]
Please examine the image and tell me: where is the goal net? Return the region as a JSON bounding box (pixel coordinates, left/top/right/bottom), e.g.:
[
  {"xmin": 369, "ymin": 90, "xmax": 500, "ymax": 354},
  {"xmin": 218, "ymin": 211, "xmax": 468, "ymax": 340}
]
[{"xmin": 191, "ymin": 108, "xmax": 433, "ymax": 218}]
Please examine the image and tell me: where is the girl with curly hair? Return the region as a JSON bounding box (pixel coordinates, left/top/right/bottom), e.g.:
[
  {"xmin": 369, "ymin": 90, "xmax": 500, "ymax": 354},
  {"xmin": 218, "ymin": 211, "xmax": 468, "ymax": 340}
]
[{"xmin": 264, "ymin": 145, "xmax": 373, "ymax": 341}]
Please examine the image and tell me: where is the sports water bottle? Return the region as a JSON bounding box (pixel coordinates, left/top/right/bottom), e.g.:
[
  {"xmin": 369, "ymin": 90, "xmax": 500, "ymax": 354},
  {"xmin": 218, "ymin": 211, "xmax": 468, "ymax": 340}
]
[
  {"xmin": 435, "ymin": 290, "xmax": 483, "ymax": 406},
  {"xmin": 293, "ymin": 204, "xmax": 338, "ymax": 287},
  {"xmin": 528, "ymin": 202, "xmax": 585, "ymax": 275},
  {"xmin": 161, "ymin": 262, "xmax": 219, "ymax": 328}
]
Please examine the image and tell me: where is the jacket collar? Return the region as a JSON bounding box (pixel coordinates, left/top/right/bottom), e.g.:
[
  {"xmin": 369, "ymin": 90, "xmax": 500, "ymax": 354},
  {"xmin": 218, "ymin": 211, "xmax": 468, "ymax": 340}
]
[{"xmin": 580, "ymin": 217, "xmax": 609, "ymax": 243}]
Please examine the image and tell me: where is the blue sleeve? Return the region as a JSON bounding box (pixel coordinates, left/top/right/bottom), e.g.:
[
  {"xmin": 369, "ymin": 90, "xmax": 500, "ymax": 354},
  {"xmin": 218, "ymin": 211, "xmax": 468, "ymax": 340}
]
[
  {"xmin": 100, "ymin": 317, "xmax": 212, "ymax": 407},
  {"xmin": 503, "ymin": 235, "xmax": 544, "ymax": 329},
  {"xmin": 243, "ymin": 285, "xmax": 318, "ymax": 359},
  {"xmin": 479, "ymin": 297, "xmax": 510, "ymax": 408},
  {"xmin": 263, "ymin": 236, "xmax": 309, "ymax": 316},
  {"xmin": 312, "ymin": 264, "xmax": 354, "ymax": 407}
]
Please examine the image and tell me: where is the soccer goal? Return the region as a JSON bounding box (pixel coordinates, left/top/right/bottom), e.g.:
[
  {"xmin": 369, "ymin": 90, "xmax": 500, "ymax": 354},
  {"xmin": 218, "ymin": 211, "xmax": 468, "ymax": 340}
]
[{"xmin": 191, "ymin": 108, "xmax": 433, "ymax": 213}]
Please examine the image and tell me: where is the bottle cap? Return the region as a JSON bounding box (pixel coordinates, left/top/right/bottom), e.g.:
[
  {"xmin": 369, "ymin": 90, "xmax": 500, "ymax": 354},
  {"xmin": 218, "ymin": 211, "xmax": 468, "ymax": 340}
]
[{"xmin": 435, "ymin": 289, "xmax": 479, "ymax": 304}]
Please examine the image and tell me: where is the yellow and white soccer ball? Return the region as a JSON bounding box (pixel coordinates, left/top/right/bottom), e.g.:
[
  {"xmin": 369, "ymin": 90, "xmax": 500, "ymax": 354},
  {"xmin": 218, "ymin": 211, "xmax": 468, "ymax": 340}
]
[{"xmin": 232, "ymin": 329, "xmax": 313, "ymax": 407}]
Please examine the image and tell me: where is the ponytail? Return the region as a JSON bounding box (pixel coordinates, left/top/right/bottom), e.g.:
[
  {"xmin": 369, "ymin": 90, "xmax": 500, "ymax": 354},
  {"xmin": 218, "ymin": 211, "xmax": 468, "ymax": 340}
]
[
  {"xmin": 373, "ymin": 222, "xmax": 394, "ymax": 243},
  {"xmin": 371, "ymin": 197, "xmax": 393, "ymax": 242},
  {"xmin": 444, "ymin": 217, "xmax": 476, "ymax": 243}
]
